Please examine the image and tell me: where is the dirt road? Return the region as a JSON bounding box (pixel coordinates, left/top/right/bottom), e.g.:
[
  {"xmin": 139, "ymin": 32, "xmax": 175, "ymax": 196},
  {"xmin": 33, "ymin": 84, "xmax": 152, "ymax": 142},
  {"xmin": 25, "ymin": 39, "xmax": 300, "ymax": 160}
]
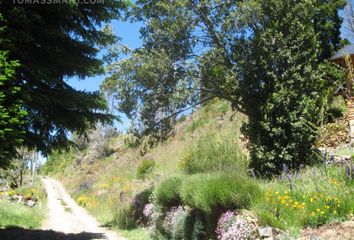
[{"xmin": 41, "ymin": 177, "xmax": 126, "ymax": 240}]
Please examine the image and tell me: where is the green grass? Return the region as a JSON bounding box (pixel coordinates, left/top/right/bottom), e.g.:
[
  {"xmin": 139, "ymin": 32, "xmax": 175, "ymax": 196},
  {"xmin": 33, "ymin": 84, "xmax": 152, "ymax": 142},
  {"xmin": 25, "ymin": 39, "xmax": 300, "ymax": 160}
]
[
  {"xmin": 179, "ymin": 134, "xmax": 247, "ymax": 174},
  {"xmin": 0, "ymin": 200, "xmax": 45, "ymax": 229},
  {"xmin": 253, "ymin": 164, "xmax": 354, "ymax": 236},
  {"xmin": 119, "ymin": 228, "xmax": 150, "ymax": 240}
]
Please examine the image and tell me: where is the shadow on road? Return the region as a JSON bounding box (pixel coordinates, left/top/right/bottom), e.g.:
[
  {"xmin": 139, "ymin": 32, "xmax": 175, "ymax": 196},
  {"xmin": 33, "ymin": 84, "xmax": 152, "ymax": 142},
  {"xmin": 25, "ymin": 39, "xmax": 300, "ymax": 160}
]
[{"xmin": 0, "ymin": 227, "xmax": 106, "ymax": 240}]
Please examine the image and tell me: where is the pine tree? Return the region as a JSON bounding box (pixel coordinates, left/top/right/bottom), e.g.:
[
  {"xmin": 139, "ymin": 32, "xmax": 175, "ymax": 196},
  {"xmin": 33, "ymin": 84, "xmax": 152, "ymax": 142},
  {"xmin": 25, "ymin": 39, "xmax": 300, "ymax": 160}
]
[{"xmin": 0, "ymin": 1, "xmax": 127, "ymax": 162}]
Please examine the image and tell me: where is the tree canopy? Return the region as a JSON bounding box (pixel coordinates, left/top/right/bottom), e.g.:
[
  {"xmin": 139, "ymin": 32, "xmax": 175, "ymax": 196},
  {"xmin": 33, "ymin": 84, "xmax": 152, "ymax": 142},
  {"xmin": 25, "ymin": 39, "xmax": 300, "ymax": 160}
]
[
  {"xmin": 102, "ymin": 0, "xmax": 345, "ymax": 176},
  {"xmin": 0, "ymin": 1, "xmax": 127, "ymax": 166}
]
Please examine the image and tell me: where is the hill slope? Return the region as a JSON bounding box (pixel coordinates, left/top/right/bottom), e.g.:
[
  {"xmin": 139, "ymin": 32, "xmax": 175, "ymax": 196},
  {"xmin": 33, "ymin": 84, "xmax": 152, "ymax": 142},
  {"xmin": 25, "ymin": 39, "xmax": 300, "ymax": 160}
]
[{"xmin": 44, "ymin": 100, "xmax": 354, "ymax": 240}]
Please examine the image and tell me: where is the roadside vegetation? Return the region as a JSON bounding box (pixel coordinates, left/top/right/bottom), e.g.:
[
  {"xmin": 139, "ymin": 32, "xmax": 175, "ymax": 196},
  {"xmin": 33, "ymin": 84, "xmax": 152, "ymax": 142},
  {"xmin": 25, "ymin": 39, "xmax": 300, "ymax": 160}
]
[
  {"xmin": 0, "ymin": 179, "xmax": 46, "ymax": 229},
  {"xmin": 43, "ymin": 99, "xmax": 354, "ymax": 239}
]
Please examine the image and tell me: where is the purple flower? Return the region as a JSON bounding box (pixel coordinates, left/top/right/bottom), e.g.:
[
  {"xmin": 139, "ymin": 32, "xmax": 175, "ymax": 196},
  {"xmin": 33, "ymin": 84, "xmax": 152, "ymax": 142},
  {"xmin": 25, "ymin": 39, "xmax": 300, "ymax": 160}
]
[{"xmin": 216, "ymin": 211, "xmax": 255, "ymax": 240}]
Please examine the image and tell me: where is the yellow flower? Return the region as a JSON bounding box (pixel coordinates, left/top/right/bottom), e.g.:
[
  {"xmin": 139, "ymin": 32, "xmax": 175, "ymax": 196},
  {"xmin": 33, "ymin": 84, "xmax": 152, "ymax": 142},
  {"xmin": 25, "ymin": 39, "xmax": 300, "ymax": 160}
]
[
  {"xmin": 320, "ymin": 211, "xmax": 325, "ymax": 215},
  {"xmin": 316, "ymin": 208, "xmax": 320, "ymax": 212},
  {"xmin": 275, "ymin": 191, "xmax": 279, "ymax": 195},
  {"xmin": 310, "ymin": 197, "xmax": 314, "ymax": 203},
  {"xmin": 324, "ymin": 205, "xmax": 330, "ymax": 209},
  {"xmin": 310, "ymin": 212, "xmax": 316, "ymax": 216},
  {"xmin": 333, "ymin": 210, "xmax": 337, "ymax": 214}
]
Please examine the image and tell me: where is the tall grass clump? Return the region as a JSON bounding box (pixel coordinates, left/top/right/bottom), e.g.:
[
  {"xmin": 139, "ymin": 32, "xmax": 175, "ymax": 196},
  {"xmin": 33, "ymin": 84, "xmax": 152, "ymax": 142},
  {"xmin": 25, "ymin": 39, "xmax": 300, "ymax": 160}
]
[
  {"xmin": 180, "ymin": 173, "xmax": 261, "ymax": 214},
  {"xmin": 110, "ymin": 202, "xmax": 136, "ymax": 230},
  {"xmin": 179, "ymin": 134, "xmax": 247, "ymax": 174},
  {"xmin": 179, "ymin": 173, "xmax": 261, "ymax": 237},
  {"xmin": 155, "ymin": 176, "xmax": 183, "ymax": 208},
  {"xmin": 136, "ymin": 159, "xmax": 156, "ymax": 179}
]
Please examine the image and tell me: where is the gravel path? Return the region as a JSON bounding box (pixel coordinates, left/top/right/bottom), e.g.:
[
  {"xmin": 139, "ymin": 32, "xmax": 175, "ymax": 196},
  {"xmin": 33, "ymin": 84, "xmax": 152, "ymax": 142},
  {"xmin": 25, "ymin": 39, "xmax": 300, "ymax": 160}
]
[{"xmin": 41, "ymin": 177, "xmax": 126, "ymax": 240}]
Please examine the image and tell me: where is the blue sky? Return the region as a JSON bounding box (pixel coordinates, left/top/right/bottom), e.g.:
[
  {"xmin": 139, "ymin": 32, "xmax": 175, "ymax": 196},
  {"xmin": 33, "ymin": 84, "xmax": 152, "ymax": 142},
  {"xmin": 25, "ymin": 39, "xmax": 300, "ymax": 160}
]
[{"xmin": 66, "ymin": 20, "xmax": 143, "ymax": 132}]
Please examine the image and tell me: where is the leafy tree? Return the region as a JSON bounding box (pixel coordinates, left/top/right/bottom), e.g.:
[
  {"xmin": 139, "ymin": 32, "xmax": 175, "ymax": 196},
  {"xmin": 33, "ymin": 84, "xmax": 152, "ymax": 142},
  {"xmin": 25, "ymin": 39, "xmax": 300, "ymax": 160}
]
[
  {"xmin": 103, "ymin": 0, "xmax": 345, "ymax": 176},
  {"xmin": 0, "ymin": 51, "xmax": 26, "ymax": 167},
  {"xmin": 0, "ymin": 1, "xmax": 127, "ymax": 162}
]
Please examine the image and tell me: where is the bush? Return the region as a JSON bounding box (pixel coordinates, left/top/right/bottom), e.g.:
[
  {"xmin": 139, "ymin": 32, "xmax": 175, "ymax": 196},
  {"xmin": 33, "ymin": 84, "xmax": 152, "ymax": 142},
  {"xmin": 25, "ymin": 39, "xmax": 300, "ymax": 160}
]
[
  {"xmin": 111, "ymin": 202, "xmax": 136, "ymax": 230},
  {"xmin": 155, "ymin": 176, "xmax": 183, "ymax": 208},
  {"xmin": 136, "ymin": 159, "xmax": 156, "ymax": 179},
  {"xmin": 132, "ymin": 187, "xmax": 153, "ymax": 224},
  {"xmin": 179, "ymin": 174, "xmax": 261, "ymax": 237},
  {"xmin": 179, "ymin": 134, "xmax": 247, "ymax": 174},
  {"xmin": 180, "ymin": 173, "xmax": 261, "ymax": 214}
]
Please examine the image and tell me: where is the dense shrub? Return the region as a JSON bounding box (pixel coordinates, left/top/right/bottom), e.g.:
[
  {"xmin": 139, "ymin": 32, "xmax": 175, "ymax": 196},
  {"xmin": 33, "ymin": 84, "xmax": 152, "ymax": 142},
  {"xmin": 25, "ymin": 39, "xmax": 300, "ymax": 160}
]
[
  {"xmin": 136, "ymin": 159, "xmax": 156, "ymax": 179},
  {"xmin": 179, "ymin": 135, "xmax": 247, "ymax": 174},
  {"xmin": 180, "ymin": 173, "xmax": 260, "ymax": 214},
  {"xmin": 132, "ymin": 187, "xmax": 153, "ymax": 224},
  {"xmin": 155, "ymin": 176, "xmax": 183, "ymax": 208}
]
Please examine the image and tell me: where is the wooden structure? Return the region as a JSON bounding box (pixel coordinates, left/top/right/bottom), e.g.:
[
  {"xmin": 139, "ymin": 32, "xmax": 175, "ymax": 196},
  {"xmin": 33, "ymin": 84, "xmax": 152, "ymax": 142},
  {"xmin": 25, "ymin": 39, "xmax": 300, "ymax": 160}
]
[{"xmin": 331, "ymin": 45, "xmax": 354, "ymax": 146}]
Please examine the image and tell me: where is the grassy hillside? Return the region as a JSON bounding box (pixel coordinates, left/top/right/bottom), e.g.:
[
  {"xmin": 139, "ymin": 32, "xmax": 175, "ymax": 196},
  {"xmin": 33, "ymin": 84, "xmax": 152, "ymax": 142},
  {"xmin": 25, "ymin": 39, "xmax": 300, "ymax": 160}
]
[{"xmin": 44, "ymin": 100, "xmax": 354, "ymax": 239}]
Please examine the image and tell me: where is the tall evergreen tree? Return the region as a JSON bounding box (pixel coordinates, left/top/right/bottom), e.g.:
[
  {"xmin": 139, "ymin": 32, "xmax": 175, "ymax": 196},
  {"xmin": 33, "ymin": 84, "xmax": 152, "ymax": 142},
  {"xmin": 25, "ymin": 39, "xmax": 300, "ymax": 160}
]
[
  {"xmin": 0, "ymin": 51, "xmax": 26, "ymax": 167},
  {"xmin": 0, "ymin": 1, "xmax": 127, "ymax": 162}
]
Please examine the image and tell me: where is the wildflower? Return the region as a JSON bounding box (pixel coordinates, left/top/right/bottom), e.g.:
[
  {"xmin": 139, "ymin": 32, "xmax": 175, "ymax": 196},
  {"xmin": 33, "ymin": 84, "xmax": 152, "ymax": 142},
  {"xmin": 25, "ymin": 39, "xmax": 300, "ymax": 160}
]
[
  {"xmin": 324, "ymin": 205, "xmax": 330, "ymax": 209},
  {"xmin": 320, "ymin": 211, "xmax": 325, "ymax": 215},
  {"xmin": 216, "ymin": 211, "xmax": 256, "ymax": 240},
  {"xmin": 316, "ymin": 208, "xmax": 320, "ymax": 212}
]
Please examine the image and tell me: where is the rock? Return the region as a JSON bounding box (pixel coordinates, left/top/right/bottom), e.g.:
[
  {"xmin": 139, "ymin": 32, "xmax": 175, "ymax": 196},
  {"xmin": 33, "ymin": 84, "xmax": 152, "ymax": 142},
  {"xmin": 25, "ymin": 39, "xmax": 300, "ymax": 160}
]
[
  {"xmin": 96, "ymin": 189, "xmax": 108, "ymax": 197},
  {"xmin": 276, "ymin": 232, "xmax": 296, "ymax": 240},
  {"xmin": 259, "ymin": 226, "xmax": 275, "ymax": 237},
  {"xmin": 26, "ymin": 200, "xmax": 36, "ymax": 207},
  {"xmin": 308, "ymin": 234, "xmax": 321, "ymax": 240}
]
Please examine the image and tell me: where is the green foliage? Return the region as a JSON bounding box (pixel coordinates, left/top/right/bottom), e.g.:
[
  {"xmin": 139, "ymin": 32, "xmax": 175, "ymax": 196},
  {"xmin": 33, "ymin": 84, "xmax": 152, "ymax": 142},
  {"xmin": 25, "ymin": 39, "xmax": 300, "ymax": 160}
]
[
  {"xmin": 132, "ymin": 187, "xmax": 153, "ymax": 223},
  {"xmin": 0, "ymin": 51, "xmax": 26, "ymax": 167},
  {"xmin": 179, "ymin": 134, "xmax": 247, "ymax": 174},
  {"xmin": 42, "ymin": 149, "xmax": 75, "ymax": 175},
  {"xmin": 155, "ymin": 176, "xmax": 182, "ymax": 208},
  {"xmin": 239, "ymin": 0, "xmax": 331, "ymax": 176},
  {"xmin": 0, "ymin": 2, "xmax": 128, "ymax": 157},
  {"xmin": 103, "ymin": 0, "xmax": 345, "ymax": 176},
  {"xmin": 136, "ymin": 159, "xmax": 156, "ymax": 179},
  {"xmin": 180, "ymin": 173, "xmax": 261, "ymax": 214},
  {"xmin": 111, "ymin": 202, "xmax": 137, "ymax": 230}
]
